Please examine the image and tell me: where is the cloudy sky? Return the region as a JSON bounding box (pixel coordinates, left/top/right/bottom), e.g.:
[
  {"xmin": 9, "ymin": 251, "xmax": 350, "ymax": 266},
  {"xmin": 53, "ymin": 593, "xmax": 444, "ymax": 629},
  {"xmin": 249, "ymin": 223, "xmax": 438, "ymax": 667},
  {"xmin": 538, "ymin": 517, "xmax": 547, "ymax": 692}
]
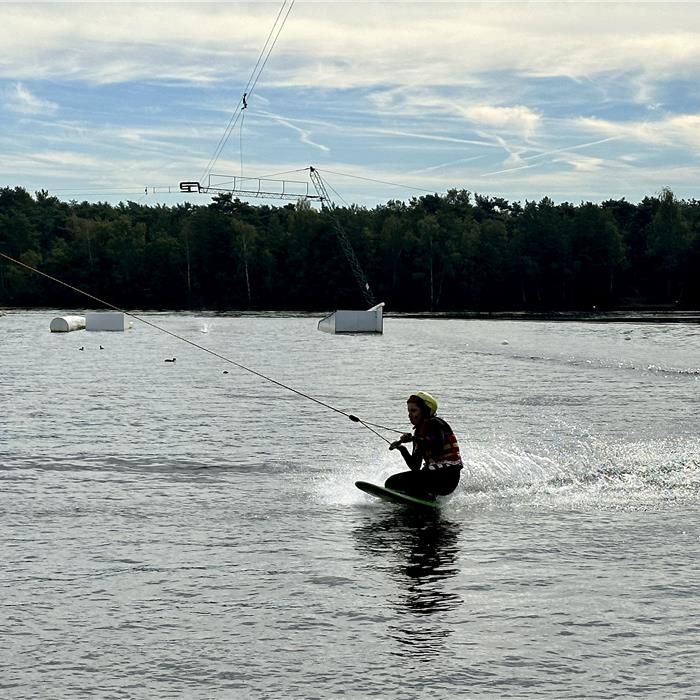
[{"xmin": 1, "ymin": 1, "xmax": 699, "ymax": 208}]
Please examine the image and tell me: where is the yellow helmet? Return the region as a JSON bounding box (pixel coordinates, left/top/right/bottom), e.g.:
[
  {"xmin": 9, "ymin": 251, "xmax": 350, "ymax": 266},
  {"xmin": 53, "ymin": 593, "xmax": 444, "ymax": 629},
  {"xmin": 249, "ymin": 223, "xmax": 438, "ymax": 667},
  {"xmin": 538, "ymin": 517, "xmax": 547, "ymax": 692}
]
[{"xmin": 408, "ymin": 391, "xmax": 438, "ymax": 417}]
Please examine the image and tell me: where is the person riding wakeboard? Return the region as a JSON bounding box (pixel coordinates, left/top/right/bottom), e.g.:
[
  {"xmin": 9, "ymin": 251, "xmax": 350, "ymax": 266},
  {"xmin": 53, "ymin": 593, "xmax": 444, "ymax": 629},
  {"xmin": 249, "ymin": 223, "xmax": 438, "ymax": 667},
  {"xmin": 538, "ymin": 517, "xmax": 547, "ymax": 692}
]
[{"xmin": 385, "ymin": 391, "xmax": 463, "ymax": 500}]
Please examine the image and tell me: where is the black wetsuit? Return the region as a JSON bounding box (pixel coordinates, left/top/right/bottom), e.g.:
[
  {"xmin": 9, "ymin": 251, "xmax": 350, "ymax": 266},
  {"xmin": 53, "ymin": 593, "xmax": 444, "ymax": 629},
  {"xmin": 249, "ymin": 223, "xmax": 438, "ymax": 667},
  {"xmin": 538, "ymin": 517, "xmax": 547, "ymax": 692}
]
[{"xmin": 385, "ymin": 416, "xmax": 463, "ymax": 499}]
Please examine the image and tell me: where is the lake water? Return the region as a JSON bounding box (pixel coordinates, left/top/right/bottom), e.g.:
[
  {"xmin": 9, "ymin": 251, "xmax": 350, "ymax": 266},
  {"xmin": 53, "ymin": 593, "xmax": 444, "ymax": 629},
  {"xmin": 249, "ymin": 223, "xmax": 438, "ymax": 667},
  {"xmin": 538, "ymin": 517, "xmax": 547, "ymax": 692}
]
[{"xmin": 1, "ymin": 310, "xmax": 698, "ymax": 698}]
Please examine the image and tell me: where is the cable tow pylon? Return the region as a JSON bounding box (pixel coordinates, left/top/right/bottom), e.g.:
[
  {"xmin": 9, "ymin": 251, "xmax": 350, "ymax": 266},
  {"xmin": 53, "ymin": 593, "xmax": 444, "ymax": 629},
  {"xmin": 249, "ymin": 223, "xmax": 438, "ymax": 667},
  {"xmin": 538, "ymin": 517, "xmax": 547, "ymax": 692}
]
[
  {"xmin": 180, "ymin": 173, "xmax": 324, "ymax": 202},
  {"xmin": 309, "ymin": 167, "xmax": 376, "ymax": 307}
]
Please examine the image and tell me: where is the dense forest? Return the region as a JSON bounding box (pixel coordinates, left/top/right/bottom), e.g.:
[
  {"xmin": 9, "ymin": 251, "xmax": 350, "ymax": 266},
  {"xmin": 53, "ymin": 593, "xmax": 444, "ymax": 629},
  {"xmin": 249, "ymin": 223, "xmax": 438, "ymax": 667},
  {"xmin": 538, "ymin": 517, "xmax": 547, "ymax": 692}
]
[{"xmin": 1, "ymin": 185, "xmax": 699, "ymax": 311}]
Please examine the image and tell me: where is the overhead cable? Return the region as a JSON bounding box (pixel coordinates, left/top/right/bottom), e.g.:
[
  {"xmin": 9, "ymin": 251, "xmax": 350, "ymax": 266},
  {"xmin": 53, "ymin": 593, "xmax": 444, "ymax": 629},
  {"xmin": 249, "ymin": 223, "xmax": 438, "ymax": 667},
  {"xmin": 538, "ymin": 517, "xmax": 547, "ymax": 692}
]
[
  {"xmin": 316, "ymin": 168, "xmax": 436, "ymax": 194},
  {"xmin": 200, "ymin": 0, "xmax": 296, "ymax": 183}
]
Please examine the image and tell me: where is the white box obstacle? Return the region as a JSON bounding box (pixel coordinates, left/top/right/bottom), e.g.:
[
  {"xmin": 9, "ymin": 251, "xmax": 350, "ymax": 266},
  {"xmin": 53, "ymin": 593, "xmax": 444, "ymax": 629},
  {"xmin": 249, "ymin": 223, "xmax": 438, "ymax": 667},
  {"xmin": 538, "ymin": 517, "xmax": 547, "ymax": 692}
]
[
  {"xmin": 85, "ymin": 312, "xmax": 128, "ymax": 331},
  {"xmin": 318, "ymin": 302, "xmax": 384, "ymax": 334}
]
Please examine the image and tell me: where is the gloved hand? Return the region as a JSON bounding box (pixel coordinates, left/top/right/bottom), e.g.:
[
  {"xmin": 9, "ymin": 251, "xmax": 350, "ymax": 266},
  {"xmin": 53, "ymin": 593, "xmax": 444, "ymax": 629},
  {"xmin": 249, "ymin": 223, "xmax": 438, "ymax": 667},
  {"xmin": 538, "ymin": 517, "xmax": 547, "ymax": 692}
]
[{"xmin": 389, "ymin": 440, "xmax": 401, "ymax": 450}]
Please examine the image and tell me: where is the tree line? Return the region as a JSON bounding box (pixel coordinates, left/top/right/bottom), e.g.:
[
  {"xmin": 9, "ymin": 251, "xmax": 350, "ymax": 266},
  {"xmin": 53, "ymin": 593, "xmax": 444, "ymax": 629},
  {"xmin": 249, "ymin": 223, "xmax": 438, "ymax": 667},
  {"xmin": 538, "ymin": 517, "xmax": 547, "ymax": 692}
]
[{"xmin": 1, "ymin": 185, "xmax": 699, "ymax": 311}]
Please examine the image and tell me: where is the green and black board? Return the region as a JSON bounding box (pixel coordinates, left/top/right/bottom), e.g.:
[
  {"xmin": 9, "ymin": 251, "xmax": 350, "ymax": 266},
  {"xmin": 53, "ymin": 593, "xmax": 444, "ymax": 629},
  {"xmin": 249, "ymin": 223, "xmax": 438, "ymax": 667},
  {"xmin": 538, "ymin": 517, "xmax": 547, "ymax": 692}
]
[{"xmin": 355, "ymin": 480, "xmax": 438, "ymax": 509}]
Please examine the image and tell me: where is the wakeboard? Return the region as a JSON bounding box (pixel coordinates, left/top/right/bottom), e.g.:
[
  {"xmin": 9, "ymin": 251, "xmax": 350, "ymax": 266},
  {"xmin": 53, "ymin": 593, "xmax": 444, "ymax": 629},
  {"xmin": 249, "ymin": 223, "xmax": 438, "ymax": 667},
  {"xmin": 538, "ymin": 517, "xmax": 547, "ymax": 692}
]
[{"xmin": 355, "ymin": 480, "xmax": 438, "ymax": 509}]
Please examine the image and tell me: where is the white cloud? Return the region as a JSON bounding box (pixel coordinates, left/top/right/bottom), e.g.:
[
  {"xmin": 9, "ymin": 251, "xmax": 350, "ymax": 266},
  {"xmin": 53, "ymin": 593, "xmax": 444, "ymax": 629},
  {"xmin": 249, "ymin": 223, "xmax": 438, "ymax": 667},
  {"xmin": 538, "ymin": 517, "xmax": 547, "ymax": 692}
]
[
  {"xmin": 578, "ymin": 113, "xmax": 700, "ymax": 152},
  {"xmin": 460, "ymin": 104, "xmax": 541, "ymax": 139},
  {"xmin": 30, "ymin": 151, "xmax": 102, "ymax": 168},
  {"xmin": 475, "ymin": 158, "xmax": 700, "ymax": 203},
  {"xmin": 552, "ymin": 154, "xmax": 606, "ymax": 173},
  {"xmin": 4, "ymin": 82, "xmax": 58, "ymax": 115},
  {"xmin": 1, "ymin": 3, "xmax": 699, "ymax": 89},
  {"xmin": 368, "ymin": 86, "xmax": 541, "ymax": 139},
  {"xmin": 265, "ymin": 113, "xmax": 330, "ymax": 153}
]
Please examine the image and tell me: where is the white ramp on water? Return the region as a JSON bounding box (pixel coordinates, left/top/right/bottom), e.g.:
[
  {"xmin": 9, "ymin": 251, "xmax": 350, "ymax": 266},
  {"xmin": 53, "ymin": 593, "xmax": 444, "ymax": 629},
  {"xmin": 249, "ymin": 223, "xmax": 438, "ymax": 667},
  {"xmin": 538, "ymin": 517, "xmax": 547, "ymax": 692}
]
[{"xmin": 318, "ymin": 302, "xmax": 384, "ymax": 334}]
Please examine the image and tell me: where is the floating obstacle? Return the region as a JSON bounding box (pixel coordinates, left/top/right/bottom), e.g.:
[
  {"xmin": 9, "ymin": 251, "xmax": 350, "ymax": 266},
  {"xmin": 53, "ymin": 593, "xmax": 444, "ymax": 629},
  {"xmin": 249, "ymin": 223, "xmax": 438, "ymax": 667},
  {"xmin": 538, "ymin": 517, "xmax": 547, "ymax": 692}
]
[
  {"xmin": 85, "ymin": 312, "xmax": 129, "ymax": 332},
  {"xmin": 50, "ymin": 315, "xmax": 86, "ymax": 333},
  {"xmin": 317, "ymin": 302, "xmax": 384, "ymax": 334}
]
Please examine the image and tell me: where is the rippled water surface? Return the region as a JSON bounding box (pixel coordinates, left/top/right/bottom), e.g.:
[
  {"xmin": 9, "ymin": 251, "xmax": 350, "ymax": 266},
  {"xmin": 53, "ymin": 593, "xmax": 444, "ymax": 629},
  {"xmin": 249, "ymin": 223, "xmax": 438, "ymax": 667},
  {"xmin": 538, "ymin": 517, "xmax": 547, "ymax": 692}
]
[{"xmin": 2, "ymin": 311, "xmax": 699, "ymax": 698}]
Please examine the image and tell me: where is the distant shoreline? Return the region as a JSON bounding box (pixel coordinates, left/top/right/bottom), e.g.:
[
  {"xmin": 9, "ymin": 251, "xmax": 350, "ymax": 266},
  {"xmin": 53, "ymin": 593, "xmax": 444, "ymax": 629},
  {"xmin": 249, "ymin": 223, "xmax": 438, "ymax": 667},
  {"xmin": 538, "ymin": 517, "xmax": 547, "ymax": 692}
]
[
  {"xmin": 390, "ymin": 310, "xmax": 700, "ymax": 323},
  {"xmin": 3, "ymin": 307, "xmax": 700, "ymax": 323}
]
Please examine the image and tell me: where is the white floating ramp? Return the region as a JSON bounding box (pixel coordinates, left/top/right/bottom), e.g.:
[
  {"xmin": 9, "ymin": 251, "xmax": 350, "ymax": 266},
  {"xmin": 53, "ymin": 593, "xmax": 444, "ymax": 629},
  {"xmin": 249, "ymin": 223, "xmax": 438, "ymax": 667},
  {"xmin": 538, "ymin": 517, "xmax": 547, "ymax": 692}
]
[
  {"xmin": 318, "ymin": 302, "xmax": 384, "ymax": 334},
  {"xmin": 85, "ymin": 312, "xmax": 129, "ymax": 331},
  {"xmin": 50, "ymin": 315, "xmax": 86, "ymax": 333}
]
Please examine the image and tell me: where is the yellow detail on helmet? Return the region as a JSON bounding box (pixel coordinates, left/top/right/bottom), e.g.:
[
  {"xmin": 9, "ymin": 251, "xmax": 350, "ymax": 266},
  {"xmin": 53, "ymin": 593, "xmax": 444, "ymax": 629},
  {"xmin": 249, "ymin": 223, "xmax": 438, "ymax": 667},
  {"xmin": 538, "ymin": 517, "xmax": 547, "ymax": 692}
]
[{"xmin": 409, "ymin": 391, "xmax": 438, "ymax": 417}]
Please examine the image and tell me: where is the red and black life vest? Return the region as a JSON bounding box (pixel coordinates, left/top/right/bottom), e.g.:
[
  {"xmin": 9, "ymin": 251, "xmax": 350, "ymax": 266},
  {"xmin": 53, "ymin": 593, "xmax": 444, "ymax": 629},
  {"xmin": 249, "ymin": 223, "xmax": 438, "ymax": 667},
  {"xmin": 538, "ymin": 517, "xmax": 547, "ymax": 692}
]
[{"xmin": 415, "ymin": 416, "xmax": 463, "ymax": 470}]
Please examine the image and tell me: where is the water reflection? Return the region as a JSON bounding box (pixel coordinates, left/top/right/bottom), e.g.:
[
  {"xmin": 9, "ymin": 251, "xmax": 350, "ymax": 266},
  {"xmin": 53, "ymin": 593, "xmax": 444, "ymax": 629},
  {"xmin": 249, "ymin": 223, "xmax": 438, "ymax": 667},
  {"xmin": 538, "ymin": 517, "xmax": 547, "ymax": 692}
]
[{"xmin": 353, "ymin": 508, "xmax": 462, "ymax": 658}]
